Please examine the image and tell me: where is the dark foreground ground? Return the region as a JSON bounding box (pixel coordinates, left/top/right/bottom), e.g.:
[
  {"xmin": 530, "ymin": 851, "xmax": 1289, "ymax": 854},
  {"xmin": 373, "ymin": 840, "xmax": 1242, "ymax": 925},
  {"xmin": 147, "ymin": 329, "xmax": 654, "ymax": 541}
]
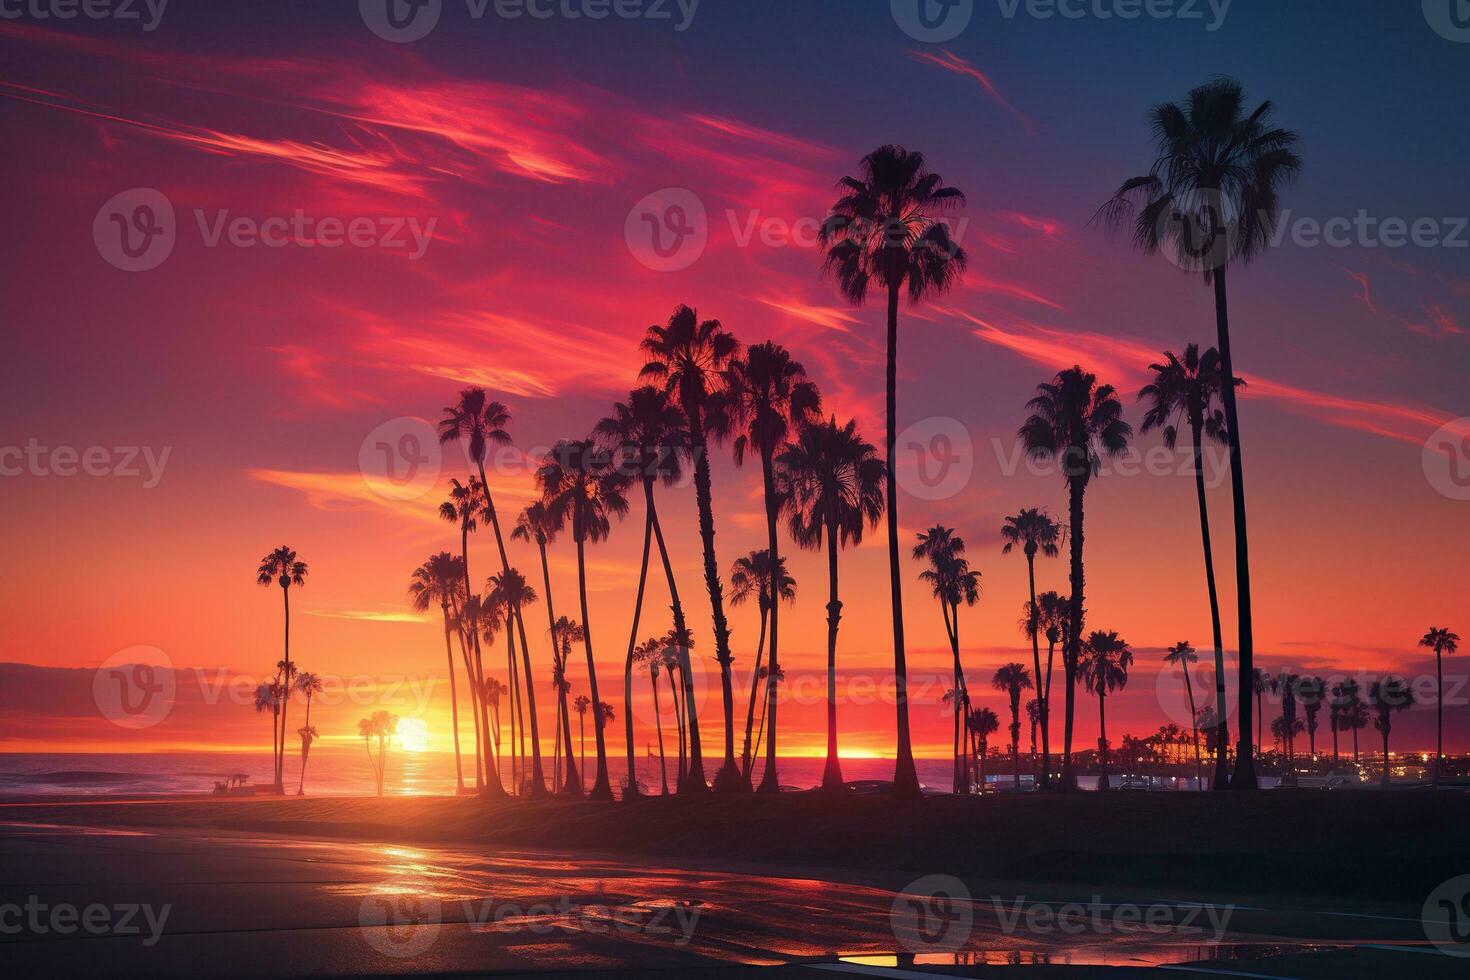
[{"xmin": 1, "ymin": 791, "xmax": 1467, "ymax": 978}]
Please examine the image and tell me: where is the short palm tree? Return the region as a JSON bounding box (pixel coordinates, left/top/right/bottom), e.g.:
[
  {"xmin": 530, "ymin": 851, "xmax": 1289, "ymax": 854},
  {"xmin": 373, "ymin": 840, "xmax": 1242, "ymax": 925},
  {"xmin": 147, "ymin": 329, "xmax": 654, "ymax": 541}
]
[
  {"xmin": 254, "ymin": 681, "xmax": 281, "ymax": 783},
  {"xmin": 256, "ymin": 546, "xmax": 307, "ymax": 792},
  {"xmin": 992, "ymin": 664, "xmax": 1033, "ymax": 791},
  {"xmin": 1081, "ymin": 631, "xmax": 1133, "ymax": 790},
  {"xmin": 1369, "ymin": 676, "xmax": 1414, "ymax": 787},
  {"xmin": 1298, "ymin": 676, "xmax": 1326, "ymax": 758},
  {"xmin": 1034, "ymin": 588, "xmax": 1068, "ymax": 775},
  {"xmin": 777, "ymin": 416, "xmax": 884, "ymax": 793},
  {"xmin": 635, "ymin": 638, "xmax": 671, "ymax": 795},
  {"xmin": 730, "ymin": 550, "xmax": 796, "ymax": 783},
  {"xmin": 914, "ymin": 526, "xmax": 980, "ymax": 793},
  {"xmin": 1139, "ymin": 343, "xmax": 1233, "ymax": 790},
  {"xmin": 820, "ymin": 144, "xmax": 968, "ymax": 799},
  {"xmin": 549, "ymin": 616, "xmax": 584, "ymax": 795},
  {"xmin": 358, "ymin": 710, "xmax": 398, "ymax": 797},
  {"xmin": 1000, "ymin": 509, "xmax": 1061, "ymax": 788},
  {"xmin": 1099, "ymin": 78, "xmax": 1301, "ymax": 790},
  {"xmin": 572, "ymin": 694, "xmax": 592, "ymax": 787},
  {"xmin": 640, "ymin": 306, "xmax": 741, "ymax": 793},
  {"xmin": 487, "ymin": 567, "xmax": 546, "ymax": 796},
  {"xmin": 1251, "ymin": 668, "xmax": 1269, "ymax": 766},
  {"xmin": 408, "ymin": 553, "xmax": 468, "ymax": 793},
  {"xmin": 512, "ymin": 503, "xmax": 580, "ymax": 795},
  {"xmin": 538, "ymin": 439, "xmax": 632, "ymax": 800},
  {"xmin": 293, "ymin": 671, "xmax": 322, "ymax": 795},
  {"xmin": 1019, "ymin": 367, "xmax": 1131, "ymax": 789},
  {"xmin": 1419, "ymin": 627, "xmax": 1460, "ymax": 784},
  {"xmin": 1161, "ymin": 641, "xmax": 1205, "ymax": 787},
  {"xmin": 968, "ymin": 706, "xmax": 1000, "ymax": 791}
]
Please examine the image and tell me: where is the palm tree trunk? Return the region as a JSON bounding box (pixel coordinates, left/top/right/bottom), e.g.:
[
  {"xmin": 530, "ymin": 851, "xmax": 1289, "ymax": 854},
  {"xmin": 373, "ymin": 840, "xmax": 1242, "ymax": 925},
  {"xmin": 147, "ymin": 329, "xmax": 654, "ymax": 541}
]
[
  {"xmin": 278, "ymin": 584, "xmax": 290, "ymax": 792},
  {"xmin": 440, "ymin": 601, "xmax": 465, "ymax": 794},
  {"xmin": 669, "ymin": 668, "xmax": 686, "ymax": 785},
  {"xmin": 460, "ymin": 526, "xmax": 504, "ymax": 796},
  {"xmin": 740, "ymin": 606, "xmax": 769, "ymax": 783},
  {"xmin": 1214, "ymin": 269, "xmax": 1258, "ymax": 791},
  {"xmin": 1025, "ymin": 554, "xmax": 1048, "ymax": 790},
  {"xmin": 1183, "ymin": 668, "xmax": 1202, "ymax": 790},
  {"xmin": 558, "ymin": 676, "xmax": 576, "ymax": 795},
  {"xmin": 1010, "ymin": 698, "xmax": 1021, "ymax": 790},
  {"xmin": 533, "ymin": 540, "xmax": 580, "ymax": 796},
  {"xmin": 511, "ymin": 603, "xmax": 547, "ymax": 797},
  {"xmin": 651, "ymin": 672, "xmax": 669, "ymax": 795},
  {"xmin": 622, "ymin": 498, "xmax": 656, "ymax": 799},
  {"xmin": 576, "ymin": 533, "xmax": 614, "ymax": 800},
  {"xmin": 942, "ymin": 601, "xmax": 965, "ymax": 794},
  {"xmin": 1331, "ymin": 715, "xmax": 1339, "ymax": 764},
  {"xmin": 1435, "ymin": 650, "xmax": 1444, "ymax": 785},
  {"xmin": 1352, "ymin": 725, "xmax": 1359, "ymax": 764},
  {"xmin": 821, "ymin": 516, "xmax": 844, "ymax": 793},
  {"xmin": 1382, "ymin": 728, "xmax": 1391, "ymax": 787},
  {"xmin": 578, "ymin": 714, "xmax": 586, "ymax": 786},
  {"xmin": 1062, "ymin": 475, "xmax": 1085, "ymax": 791},
  {"xmin": 472, "ymin": 459, "xmax": 525, "ymax": 798},
  {"xmin": 297, "ymin": 697, "xmax": 313, "ymax": 795},
  {"xmin": 647, "ymin": 499, "xmax": 698, "ymax": 789},
  {"xmin": 1097, "ymin": 688, "xmax": 1110, "ymax": 790},
  {"xmin": 884, "ymin": 282, "xmax": 919, "ymax": 799},
  {"xmin": 1188, "ymin": 420, "xmax": 1230, "ymax": 791},
  {"xmin": 757, "ymin": 453, "xmax": 784, "ymax": 794},
  {"xmin": 1044, "ymin": 635, "xmax": 1056, "ymax": 785},
  {"xmin": 683, "ymin": 407, "xmax": 721, "ymax": 793}
]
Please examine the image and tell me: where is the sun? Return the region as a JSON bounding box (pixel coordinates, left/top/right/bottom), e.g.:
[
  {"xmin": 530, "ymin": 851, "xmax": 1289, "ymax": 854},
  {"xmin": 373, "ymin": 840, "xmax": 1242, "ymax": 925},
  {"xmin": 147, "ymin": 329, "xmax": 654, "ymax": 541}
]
[{"xmin": 396, "ymin": 718, "xmax": 431, "ymax": 753}]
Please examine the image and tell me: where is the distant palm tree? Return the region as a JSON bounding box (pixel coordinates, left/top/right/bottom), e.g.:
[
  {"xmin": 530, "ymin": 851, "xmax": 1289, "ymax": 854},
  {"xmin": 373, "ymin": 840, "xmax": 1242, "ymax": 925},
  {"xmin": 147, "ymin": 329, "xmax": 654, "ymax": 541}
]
[
  {"xmin": 256, "ymin": 546, "xmax": 307, "ymax": 792},
  {"xmin": 573, "ymin": 694, "xmax": 591, "ymax": 787},
  {"xmin": 660, "ymin": 643, "xmax": 687, "ymax": 784},
  {"xmin": 358, "ymin": 710, "xmax": 398, "ymax": 797},
  {"xmin": 254, "ymin": 681, "xmax": 281, "ymax": 784},
  {"xmin": 727, "ymin": 342, "xmax": 822, "ymax": 793},
  {"xmin": 1026, "ymin": 697, "xmax": 1040, "ymax": 765},
  {"xmin": 992, "ymin": 664, "xmax": 1033, "ymax": 791},
  {"xmin": 1298, "ymin": 676, "xmax": 1326, "ymax": 759},
  {"xmin": 777, "ymin": 416, "xmax": 884, "ymax": 793},
  {"xmin": 409, "ymin": 553, "xmax": 468, "ymax": 794},
  {"xmin": 1099, "ymin": 78, "xmax": 1301, "ymax": 790},
  {"xmin": 1019, "ymin": 367, "xmax": 1131, "ymax": 789},
  {"xmin": 468, "ymin": 592, "xmax": 505, "ymax": 789},
  {"xmin": 488, "ymin": 567, "xmax": 546, "ymax": 796},
  {"xmin": 968, "ymin": 706, "xmax": 1000, "ymax": 792},
  {"xmin": 1161, "ymin": 641, "xmax": 1205, "ymax": 787},
  {"xmin": 296, "ymin": 725, "xmax": 318, "ymax": 795},
  {"xmin": 1081, "ymin": 631, "xmax": 1133, "ymax": 790},
  {"xmin": 636, "ymin": 638, "xmax": 671, "ymax": 795},
  {"xmin": 914, "ymin": 526, "xmax": 981, "ymax": 793},
  {"xmin": 640, "ymin": 306, "xmax": 740, "ymax": 793},
  {"xmin": 440, "ymin": 478, "xmax": 501, "ymax": 795},
  {"xmin": 538, "ymin": 439, "xmax": 632, "ymax": 800},
  {"xmin": 1001, "ymin": 509, "xmax": 1061, "ymax": 789},
  {"xmin": 1034, "ymin": 589, "xmax": 1068, "ymax": 778},
  {"xmin": 1274, "ymin": 672, "xmax": 1301, "ymax": 768},
  {"xmin": 549, "ymin": 616, "xmax": 584, "ymax": 795},
  {"xmin": 820, "ymin": 144, "xmax": 968, "ymax": 799},
  {"xmin": 1251, "ymin": 668, "xmax": 1269, "ymax": 768},
  {"xmin": 730, "ymin": 550, "xmax": 796, "ymax": 783},
  {"xmin": 293, "ymin": 671, "xmax": 323, "ymax": 796},
  {"xmin": 1332, "ymin": 678, "xmax": 1368, "ymax": 764},
  {"xmin": 1369, "ymin": 676, "xmax": 1414, "ymax": 787},
  {"xmin": 1139, "ymin": 344, "xmax": 1234, "ymax": 790},
  {"xmin": 595, "ymin": 385, "xmax": 692, "ymax": 799},
  {"xmin": 1419, "ymin": 627, "xmax": 1460, "ymax": 785}
]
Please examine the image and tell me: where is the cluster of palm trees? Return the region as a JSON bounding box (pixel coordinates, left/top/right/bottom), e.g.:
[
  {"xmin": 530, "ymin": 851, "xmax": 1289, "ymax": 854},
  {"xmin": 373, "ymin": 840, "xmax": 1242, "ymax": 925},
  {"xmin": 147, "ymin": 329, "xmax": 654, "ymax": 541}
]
[{"xmin": 254, "ymin": 546, "xmax": 323, "ymax": 795}]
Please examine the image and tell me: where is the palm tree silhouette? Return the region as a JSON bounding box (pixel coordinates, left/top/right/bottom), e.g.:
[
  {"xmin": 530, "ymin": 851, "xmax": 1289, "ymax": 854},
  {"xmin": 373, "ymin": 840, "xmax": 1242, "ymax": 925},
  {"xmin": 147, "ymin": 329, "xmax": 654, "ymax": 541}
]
[
  {"xmin": 640, "ymin": 306, "xmax": 740, "ymax": 793},
  {"xmin": 1298, "ymin": 675, "xmax": 1326, "ymax": 759},
  {"xmin": 1001, "ymin": 509, "xmax": 1061, "ymax": 789},
  {"xmin": 572, "ymin": 693, "xmax": 592, "ymax": 788},
  {"xmin": 256, "ymin": 546, "xmax": 306, "ymax": 793},
  {"xmin": 968, "ymin": 706, "xmax": 999, "ymax": 793},
  {"xmin": 293, "ymin": 671, "xmax": 322, "ymax": 796},
  {"xmin": 1273, "ymin": 672, "xmax": 1301, "ymax": 771},
  {"xmin": 820, "ymin": 144, "xmax": 968, "ymax": 799},
  {"xmin": 914, "ymin": 526, "xmax": 980, "ymax": 794},
  {"xmin": 488, "ymin": 567, "xmax": 546, "ymax": 796},
  {"xmin": 1019, "ymin": 367, "xmax": 1131, "ymax": 789},
  {"xmin": 1161, "ymin": 641, "xmax": 1205, "ymax": 788},
  {"xmin": 409, "ymin": 553, "xmax": 468, "ymax": 794},
  {"xmin": 1139, "ymin": 344, "xmax": 1234, "ymax": 789},
  {"xmin": 777, "ymin": 416, "xmax": 884, "ymax": 793},
  {"xmin": 538, "ymin": 439, "xmax": 631, "ymax": 800},
  {"xmin": 750, "ymin": 664, "xmax": 784, "ymax": 778},
  {"xmin": 440, "ymin": 479, "xmax": 502, "ymax": 795},
  {"xmin": 992, "ymin": 664, "xmax": 1033, "ymax": 792},
  {"xmin": 635, "ymin": 638, "xmax": 671, "ymax": 795},
  {"xmin": 253, "ymin": 681, "xmax": 281, "ymax": 786},
  {"xmin": 1419, "ymin": 627, "xmax": 1460, "ymax": 785},
  {"xmin": 1251, "ymin": 668, "xmax": 1269, "ymax": 768},
  {"xmin": 595, "ymin": 385, "xmax": 692, "ymax": 799},
  {"xmin": 549, "ymin": 616, "xmax": 584, "ymax": 795},
  {"xmin": 1099, "ymin": 79, "xmax": 1301, "ymax": 790},
  {"xmin": 1369, "ymin": 676, "xmax": 1414, "ymax": 787},
  {"xmin": 358, "ymin": 710, "xmax": 398, "ymax": 797},
  {"xmin": 1026, "ymin": 697, "xmax": 1040, "ymax": 767},
  {"xmin": 730, "ymin": 550, "xmax": 795, "ymax": 783},
  {"xmin": 727, "ymin": 342, "xmax": 822, "ymax": 793},
  {"xmin": 1081, "ymin": 630, "xmax": 1133, "ymax": 790},
  {"xmin": 471, "ymin": 593, "xmax": 509, "ymax": 789},
  {"xmin": 1034, "ymin": 589, "xmax": 1068, "ymax": 782}
]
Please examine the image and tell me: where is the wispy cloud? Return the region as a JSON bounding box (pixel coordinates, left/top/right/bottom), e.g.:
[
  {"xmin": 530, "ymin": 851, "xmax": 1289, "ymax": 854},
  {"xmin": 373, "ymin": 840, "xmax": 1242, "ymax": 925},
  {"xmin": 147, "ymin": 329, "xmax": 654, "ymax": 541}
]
[{"xmin": 907, "ymin": 49, "xmax": 1039, "ymax": 134}]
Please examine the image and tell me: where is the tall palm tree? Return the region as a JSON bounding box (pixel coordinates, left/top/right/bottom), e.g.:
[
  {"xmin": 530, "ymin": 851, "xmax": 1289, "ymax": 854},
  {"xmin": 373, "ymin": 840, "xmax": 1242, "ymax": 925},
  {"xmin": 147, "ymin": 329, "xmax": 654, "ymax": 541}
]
[
  {"xmin": 730, "ymin": 550, "xmax": 795, "ymax": 782},
  {"xmin": 777, "ymin": 416, "xmax": 884, "ymax": 793},
  {"xmin": 1000, "ymin": 509, "xmax": 1061, "ymax": 789},
  {"xmin": 1139, "ymin": 343, "xmax": 1234, "ymax": 789},
  {"xmin": 639, "ymin": 306, "xmax": 741, "ymax": 792},
  {"xmin": 1419, "ymin": 627, "xmax": 1460, "ymax": 785},
  {"xmin": 293, "ymin": 672, "xmax": 323, "ymax": 795},
  {"xmin": 992, "ymin": 664, "xmax": 1033, "ymax": 791},
  {"xmin": 409, "ymin": 553, "xmax": 469, "ymax": 794},
  {"xmin": 1161, "ymin": 641, "xmax": 1205, "ymax": 788},
  {"xmin": 440, "ymin": 478, "xmax": 502, "ymax": 795},
  {"xmin": 256, "ymin": 546, "xmax": 307, "ymax": 793},
  {"xmin": 914, "ymin": 526, "xmax": 981, "ymax": 793},
  {"xmin": 538, "ymin": 439, "xmax": 632, "ymax": 800},
  {"xmin": 968, "ymin": 706, "xmax": 999, "ymax": 792},
  {"xmin": 1369, "ymin": 676, "xmax": 1413, "ymax": 787},
  {"xmin": 1100, "ymin": 78, "xmax": 1301, "ymax": 790},
  {"xmin": 725, "ymin": 343, "xmax": 823, "ymax": 794},
  {"xmin": 595, "ymin": 385, "xmax": 692, "ymax": 799},
  {"xmin": 572, "ymin": 694, "xmax": 591, "ymax": 787},
  {"xmin": 1019, "ymin": 367, "xmax": 1131, "ymax": 789},
  {"xmin": 820, "ymin": 145, "xmax": 968, "ymax": 799},
  {"xmin": 1081, "ymin": 630, "xmax": 1133, "ymax": 790},
  {"xmin": 487, "ymin": 567, "xmax": 546, "ymax": 796}
]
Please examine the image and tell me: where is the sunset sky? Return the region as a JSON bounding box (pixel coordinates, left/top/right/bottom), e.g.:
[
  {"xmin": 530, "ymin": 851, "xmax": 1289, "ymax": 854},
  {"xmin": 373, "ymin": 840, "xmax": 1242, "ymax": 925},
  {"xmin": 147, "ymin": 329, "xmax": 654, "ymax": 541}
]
[{"xmin": 2, "ymin": 2, "xmax": 1467, "ymax": 763}]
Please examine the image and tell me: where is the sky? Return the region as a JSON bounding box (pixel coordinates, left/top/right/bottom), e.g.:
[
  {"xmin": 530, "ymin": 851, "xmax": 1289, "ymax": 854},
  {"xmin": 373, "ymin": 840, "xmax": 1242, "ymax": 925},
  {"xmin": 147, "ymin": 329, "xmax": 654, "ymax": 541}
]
[{"xmin": 1, "ymin": 1, "xmax": 1468, "ymax": 764}]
